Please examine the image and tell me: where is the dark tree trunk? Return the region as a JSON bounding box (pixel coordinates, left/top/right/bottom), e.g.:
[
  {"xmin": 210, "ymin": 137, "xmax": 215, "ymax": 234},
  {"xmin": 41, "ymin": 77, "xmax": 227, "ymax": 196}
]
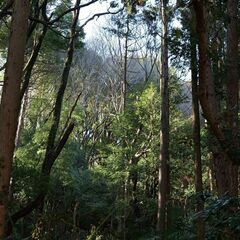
[
  {"xmin": 193, "ymin": 0, "xmax": 239, "ymax": 166},
  {"xmin": 190, "ymin": 10, "xmax": 204, "ymax": 240},
  {"xmin": 193, "ymin": 1, "xmax": 223, "ymax": 143},
  {"xmin": 225, "ymin": 0, "xmax": 238, "ymax": 196},
  {"xmin": 20, "ymin": 24, "xmax": 48, "ymax": 101},
  {"xmin": 193, "ymin": 0, "xmax": 239, "ymax": 198}
]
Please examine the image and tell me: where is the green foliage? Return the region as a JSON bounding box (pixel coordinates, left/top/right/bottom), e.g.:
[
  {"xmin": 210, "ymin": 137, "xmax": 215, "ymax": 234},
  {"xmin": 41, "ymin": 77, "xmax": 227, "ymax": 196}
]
[
  {"xmin": 12, "ymin": 72, "xmax": 199, "ymax": 239},
  {"xmin": 169, "ymin": 194, "xmax": 240, "ymax": 240}
]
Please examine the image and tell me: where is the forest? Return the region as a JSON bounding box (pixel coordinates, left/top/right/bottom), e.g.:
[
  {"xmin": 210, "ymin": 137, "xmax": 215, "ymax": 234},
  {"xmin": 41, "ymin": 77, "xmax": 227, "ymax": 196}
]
[{"xmin": 0, "ymin": 0, "xmax": 239, "ymax": 239}]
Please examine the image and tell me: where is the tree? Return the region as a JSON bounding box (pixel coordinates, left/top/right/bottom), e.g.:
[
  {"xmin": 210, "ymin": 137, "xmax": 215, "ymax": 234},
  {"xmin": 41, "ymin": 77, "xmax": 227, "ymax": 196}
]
[
  {"xmin": 190, "ymin": 9, "xmax": 204, "ymax": 240},
  {"xmin": 0, "ymin": 0, "xmax": 240, "ymax": 239},
  {"xmin": 193, "ymin": 0, "xmax": 239, "ymax": 197},
  {"xmin": 0, "ymin": 0, "xmax": 29, "ymax": 237},
  {"xmin": 7, "ymin": 0, "xmax": 81, "ymax": 234},
  {"xmin": 225, "ymin": 0, "xmax": 238, "ymax": 196},
  {"xmin": 156, "ymin": 0, "xmax": 170, "ymax": 234}
]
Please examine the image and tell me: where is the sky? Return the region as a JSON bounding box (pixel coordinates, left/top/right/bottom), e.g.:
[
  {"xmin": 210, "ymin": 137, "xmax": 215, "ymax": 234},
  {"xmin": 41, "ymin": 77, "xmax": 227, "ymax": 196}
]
[
  {"xmin": 79, "ymin": 1, "xmax": 110, "ymax": 40},
  {"xmin": 79, "ymin": 0, "xmax": 181, "ymax": 40}
]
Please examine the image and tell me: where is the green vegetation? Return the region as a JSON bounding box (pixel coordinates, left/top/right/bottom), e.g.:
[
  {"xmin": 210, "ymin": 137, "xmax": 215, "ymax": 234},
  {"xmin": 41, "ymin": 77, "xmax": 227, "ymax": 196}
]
[{"xmin": 0, "ymin": 0, "xmax": 239, "ymax": 239}]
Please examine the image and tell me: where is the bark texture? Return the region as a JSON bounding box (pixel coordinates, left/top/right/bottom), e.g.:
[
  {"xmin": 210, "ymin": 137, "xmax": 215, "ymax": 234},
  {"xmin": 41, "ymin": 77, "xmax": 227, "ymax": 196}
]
[
  {"xmin": 193, "ymin": 0, "xmax": 239, "ymax": 196},
  {"xmin": 156, "ymin": 0, "xmax": 170, "ymax": 234},
  {"xmin": 121, "ymin": 16, "xmax": 129, "ymax": 112},
  {"xmin": 190, "ymin": 11, "xmax": 204, "ymax": 239},
  {"xmin": 225, "ymin": 0, "xmax": 238, "ymax": 196},
  {"xmin": 193, "ymin": 0, "xmax": 224, "ymax": 145},
  {"xmin": 0, "ymin": 0, "xmax": 29, "ymax": 237},
  {"xmin": 6, "ymin": 0, "xmax": 80, "ymax": 235}
]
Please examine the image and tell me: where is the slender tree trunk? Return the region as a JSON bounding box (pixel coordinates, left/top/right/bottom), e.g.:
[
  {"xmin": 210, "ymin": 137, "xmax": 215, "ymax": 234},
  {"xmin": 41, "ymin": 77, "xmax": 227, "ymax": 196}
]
[
  {"xmin": 121, "ymin": 17, "xmax": 129, "ymax": 112},
  {"xmin": 15, "ymin": 90, "xmax": 29, "ymax": 148},
  {"xmin": 208, "ymin": 157, "xmax": 216, "ymax": 193},
  {"xmin": 156, "ymin": 0, "xmax": 170, "ymax": 234},
  {"xmin": 123, "ymin": 178, "xmax": 128, "ymax": 240},
  {"xmin": 41, "ymin": 0, "xmax": 80, "ymax": 176},
  {"xmin": 0, "ymin": 0, "xmax": 29, "ymax": 237},
  {"xmin": 20, "ymin": 24, "xmax": 48, "ymax": 101},
  {"xmin": 190, "ymin": 11, "xmax": 204, "ymax": 240},
  {"xmin": 121, "ymin": 18, "xmax": 130, "ymax": 238}
]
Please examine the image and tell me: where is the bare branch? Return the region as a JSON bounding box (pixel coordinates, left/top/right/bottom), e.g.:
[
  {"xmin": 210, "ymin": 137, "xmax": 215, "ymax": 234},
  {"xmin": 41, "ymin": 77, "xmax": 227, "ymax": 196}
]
[
  {"xmin": 50, "ymin": 0, "xmax": 99, "ymax": 24},
  {"xmin": 80, "ymin": 7, "xmax": 124, "ymax": 29}
]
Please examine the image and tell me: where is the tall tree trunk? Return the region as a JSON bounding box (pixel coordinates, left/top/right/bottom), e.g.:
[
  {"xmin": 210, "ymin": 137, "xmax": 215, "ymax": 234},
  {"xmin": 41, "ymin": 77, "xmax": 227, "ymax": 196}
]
[
  {"xmin": 193, "ymin": 1, "xmax": 223, "ymax": 143},
  {"xmin": 190, "ymin": 11, "xmax": 204, "ymax": 240},
  {"xmin": 194, "ymin": 0, "xmax": 238, "ymax": 198},
  {"xmin": 193, "ymin": 0, "xmax": 239, "ymax": 165},
  {"xmin": 121, "ymin": 16, "xmax": 129, "ymax": 112},
  {"xmin": 41, "ymin": 0, "xmax": 80, "ymax": 176},
  {"xmin": 156, "ymin": 0, "xmax": 170, "ymax": 234},
  {"xmin": 121, "ymin": 18, "xmax": 130, "ymax": 238},
  {"xmin": 0, "ymin": 0, "xmax": 29, "ymax": 237},
  {"xmin": 209, "ymin": 0, "xmax": 238, "ymax": 197},
  {"xmin": 225, "ymin": 0, "xmax": 238, "ymax": 196},
  {"xmin": 6, "ymin": 0, "xmax": 80, "ymax": 235}
]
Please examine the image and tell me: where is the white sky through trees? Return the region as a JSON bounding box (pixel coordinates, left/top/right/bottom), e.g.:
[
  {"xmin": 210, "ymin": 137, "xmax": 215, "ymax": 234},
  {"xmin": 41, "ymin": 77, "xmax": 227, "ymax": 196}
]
[
  {"xmin": 79, "ymin": 1, "xmax": 110, "ymax": 39},
  {"xmin": 78, "ymin": 0, "xmax": 180, "ymax": 39}
]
